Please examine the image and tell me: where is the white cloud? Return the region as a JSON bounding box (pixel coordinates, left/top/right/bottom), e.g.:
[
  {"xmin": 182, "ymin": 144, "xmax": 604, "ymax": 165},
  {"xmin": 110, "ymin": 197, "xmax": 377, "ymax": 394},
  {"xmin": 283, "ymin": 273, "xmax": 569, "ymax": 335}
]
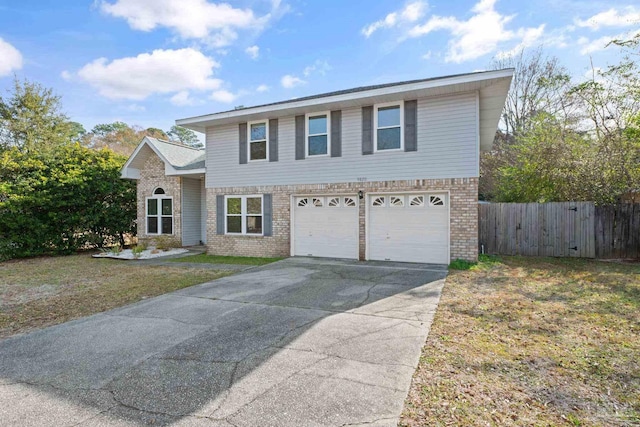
[
  {"xmin": 125, "ymin": 103, "xmax": 146, "ymax": 112},
  {"xmin": 362, "ymin": 1, "xmax": 427, "ymax": 37},
  {"xmin": 0, "ymin": 38, "xmax": 23, "ymax": 77},
  {"xmin": 60, "ymin": 70, "xmax": 72, "ymax": 81},
  {"xmin": 170, "ymin": 90, "xmax": 203, "ymax": 106},
  {"xmin": 101, "ymin": 0, "xmax": 286, "ymax": 47},
  {"xmin": 256, "ymin": 84, "xmax": 269, "ymax": 92},
  {"xmin": 210, "ymin": 89, "xmax": 238, "ymax": 103},
  {"xmin": 422, "ymin": 50, "xmax": 432, "ymax": 60},
  {"xmin": 577, "ymin": 31, "xmax": 632, "ymax": 55},
  {"xmin": 494, "ymin": 24, "xmax": 545, "ymax": 59},
  {"xmin": 77, "ymin": 48, "xmax": 222, "ymax": 100},
  {"xmin": 407, "ymin": 0, "xmax": 544, "ymax": 63},
  {"xmin": 303, "ymin": 60, "xmax": 331, "ymax": 77},
  {"xmin": 281, "ymin": 74, "xmax": 305, "ymax": 88},
  {"xmin": 245, "ymin": 45, "xmax": 260, "ymax": 60},
  {"xmin": 575, "ymin": 7, "xmax": 640, "ymax": 30}
]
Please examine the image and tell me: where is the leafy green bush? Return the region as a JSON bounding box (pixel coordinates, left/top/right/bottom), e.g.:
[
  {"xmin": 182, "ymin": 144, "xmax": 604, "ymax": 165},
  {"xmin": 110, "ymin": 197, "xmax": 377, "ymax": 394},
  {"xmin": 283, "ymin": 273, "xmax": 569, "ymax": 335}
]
[{"xmin": 0, "ymin": 145, "xmax": 136, "ymax": 260}]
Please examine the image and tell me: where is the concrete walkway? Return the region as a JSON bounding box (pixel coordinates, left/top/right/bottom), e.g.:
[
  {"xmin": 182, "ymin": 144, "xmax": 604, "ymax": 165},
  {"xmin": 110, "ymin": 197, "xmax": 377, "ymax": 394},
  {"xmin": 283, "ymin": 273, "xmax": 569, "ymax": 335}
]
[{"xmin": 0, "ymin": 257, "xmax": 447, "ymax": 427}]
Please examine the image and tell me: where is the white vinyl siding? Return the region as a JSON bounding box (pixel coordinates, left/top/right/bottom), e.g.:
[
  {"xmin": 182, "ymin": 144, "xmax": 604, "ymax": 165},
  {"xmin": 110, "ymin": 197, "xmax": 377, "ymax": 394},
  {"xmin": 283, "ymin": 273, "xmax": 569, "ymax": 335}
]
[
  {"xmin": 181, "ymin": 178, "xmax": 201, "ymax": 246},
  {"xmin": 206, "ymin": 92, "xmax": 478, "ymax": 188}
]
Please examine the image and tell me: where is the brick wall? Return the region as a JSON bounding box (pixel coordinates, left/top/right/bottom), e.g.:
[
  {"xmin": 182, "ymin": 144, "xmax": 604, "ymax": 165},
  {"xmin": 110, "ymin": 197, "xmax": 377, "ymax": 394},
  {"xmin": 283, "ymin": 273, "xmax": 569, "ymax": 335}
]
[
  {"xmin": 205, "ymin": 177, "xmax": 478, "ymax": 261},
  {"xmin": 136, "ymin": 155, "xmax": 182, "ymax": 247}
]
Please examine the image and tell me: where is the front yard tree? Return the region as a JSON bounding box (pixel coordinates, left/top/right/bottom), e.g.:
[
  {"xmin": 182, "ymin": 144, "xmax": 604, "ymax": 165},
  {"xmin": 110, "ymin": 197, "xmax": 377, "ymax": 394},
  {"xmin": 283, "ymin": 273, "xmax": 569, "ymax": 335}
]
[
  {"xmin": 168, "ymin": 125, "xmax": 202, "ymax": 148},
  {"xmin": 0, "ymin": 77, "xmax": 76, "ymax": 152}
]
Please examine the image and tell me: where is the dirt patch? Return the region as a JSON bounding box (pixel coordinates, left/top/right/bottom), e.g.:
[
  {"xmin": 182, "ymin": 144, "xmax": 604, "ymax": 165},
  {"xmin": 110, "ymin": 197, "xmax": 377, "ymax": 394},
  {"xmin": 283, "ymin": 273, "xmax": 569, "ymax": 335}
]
[{"xmin": 0, "ymin": 254, "xmax": 231, "ymax": 338}]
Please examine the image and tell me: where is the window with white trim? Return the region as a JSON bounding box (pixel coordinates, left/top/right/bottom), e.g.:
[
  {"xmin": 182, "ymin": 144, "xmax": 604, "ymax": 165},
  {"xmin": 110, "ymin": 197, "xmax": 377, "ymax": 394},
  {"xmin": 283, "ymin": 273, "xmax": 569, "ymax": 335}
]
[
  {"xmin": 328, "ymin": 197, "xmax": 340, "ymax": 207},
  {"xmin": 146, "ymin": 188, "xmax": 173, "ymax": 235},
  {"xmin": 306, "ymin": 112, "xmax": 330, "ymax": 156},
  {"xmin": 374, "ymin": 102, "xmax": 403, "ymax": 151},
  {"xmin": 248, "ymin": 121, "xmax": 268, "ymax": 161},
  {"xmin": 225, "ymin": 195, "xmax": 263, "ymax": 235}
]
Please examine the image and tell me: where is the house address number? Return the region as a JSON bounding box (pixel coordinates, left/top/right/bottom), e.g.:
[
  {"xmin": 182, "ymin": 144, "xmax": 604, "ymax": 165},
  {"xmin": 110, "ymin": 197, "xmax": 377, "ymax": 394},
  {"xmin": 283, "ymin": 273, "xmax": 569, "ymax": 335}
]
[{"xmin": 356, "ymin": 177, "xmax": 368, "ymax": 182}]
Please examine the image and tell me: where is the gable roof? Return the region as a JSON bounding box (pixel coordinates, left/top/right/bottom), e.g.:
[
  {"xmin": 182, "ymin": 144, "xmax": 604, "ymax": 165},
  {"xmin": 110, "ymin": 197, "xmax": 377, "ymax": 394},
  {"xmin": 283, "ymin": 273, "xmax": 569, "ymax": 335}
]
[
  {"xmin": 121, "ymin": 136, "xmax": 205, "ymax": 179},
  {"xmin": 176, "ymin": 68, "xmax": 513, "ymax": 151}
]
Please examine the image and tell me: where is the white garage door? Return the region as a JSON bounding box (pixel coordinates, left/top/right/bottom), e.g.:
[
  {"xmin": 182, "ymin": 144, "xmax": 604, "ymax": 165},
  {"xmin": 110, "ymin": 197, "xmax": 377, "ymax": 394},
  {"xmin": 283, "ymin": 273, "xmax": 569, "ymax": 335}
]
[
  {"xmin": 293, "ymin": 195, "xmax": 359, "ymax": 259},
  {"xmin": 368, "ymin": 193, "xmax": 449, "ymax": 264}
]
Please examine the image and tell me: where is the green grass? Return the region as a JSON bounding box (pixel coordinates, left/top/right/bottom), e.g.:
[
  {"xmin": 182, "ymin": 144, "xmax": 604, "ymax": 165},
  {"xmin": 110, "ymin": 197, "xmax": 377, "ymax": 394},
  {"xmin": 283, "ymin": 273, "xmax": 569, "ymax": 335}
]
[
  {"xmin": 0, "ymin": 254, "xmax": 231, "ymax": 338},
  {"xmin": 168, "ymin": 253, "xmax": 284, "ymax": 266},
  {"xmin": 448, "ymin": 258, "xmax": 477, "ymax": 270}
]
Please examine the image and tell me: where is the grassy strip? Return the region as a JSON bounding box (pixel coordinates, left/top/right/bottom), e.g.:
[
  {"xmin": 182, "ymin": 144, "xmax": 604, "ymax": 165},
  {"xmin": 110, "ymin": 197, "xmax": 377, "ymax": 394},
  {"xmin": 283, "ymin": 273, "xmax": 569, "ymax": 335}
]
[
  {"xmin": 401, "ymin": 256, "xmax": 640, "ymax": 426},
  {"xmin": 168, "ymin": 253, "xmax": 284, "ymax": 266},
  {"xmin": 0, "ymin": 254, "xmax": 230, "ymax": 338}
]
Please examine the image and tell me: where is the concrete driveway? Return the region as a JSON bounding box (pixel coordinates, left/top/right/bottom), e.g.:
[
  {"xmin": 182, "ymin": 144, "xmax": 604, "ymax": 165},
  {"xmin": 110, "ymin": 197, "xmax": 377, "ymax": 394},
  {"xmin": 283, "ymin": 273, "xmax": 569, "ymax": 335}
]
[{"xmin": 0, "ymin": 257, "xmax": 447, "ymax": 427}]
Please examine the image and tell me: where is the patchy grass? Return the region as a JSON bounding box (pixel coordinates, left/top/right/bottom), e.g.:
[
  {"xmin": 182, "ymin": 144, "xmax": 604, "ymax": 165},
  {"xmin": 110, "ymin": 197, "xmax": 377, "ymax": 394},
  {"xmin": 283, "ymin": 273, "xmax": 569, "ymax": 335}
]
[
  {"xmin": 168, "ymin": 253, "xmax": 284, "ymax": 266},
  {"xmin": 0, "ymin": 254, "xmax": 230, "ymax": 338},
  {"xmin": 449, "ymin": 258, "xmax": 478, "ymax": 270},
  {"xmin": 401, "ymin": 256, "xmax": 640, "ymax": 427}
]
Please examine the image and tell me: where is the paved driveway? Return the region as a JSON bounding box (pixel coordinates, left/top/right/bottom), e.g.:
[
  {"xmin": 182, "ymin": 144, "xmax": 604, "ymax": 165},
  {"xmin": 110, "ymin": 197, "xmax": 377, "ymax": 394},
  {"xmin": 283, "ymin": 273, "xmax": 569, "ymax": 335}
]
[{"xmin": 0, "ymin": 257, "xmax": 447, "ymax": 427}]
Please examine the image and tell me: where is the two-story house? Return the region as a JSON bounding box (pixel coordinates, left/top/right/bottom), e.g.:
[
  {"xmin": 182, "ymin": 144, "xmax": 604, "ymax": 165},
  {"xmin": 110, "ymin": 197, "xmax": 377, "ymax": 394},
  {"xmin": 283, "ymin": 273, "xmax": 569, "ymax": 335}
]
[{"xmin": 122, "ymin": 69, "xmax": 513, "ymax": 264}]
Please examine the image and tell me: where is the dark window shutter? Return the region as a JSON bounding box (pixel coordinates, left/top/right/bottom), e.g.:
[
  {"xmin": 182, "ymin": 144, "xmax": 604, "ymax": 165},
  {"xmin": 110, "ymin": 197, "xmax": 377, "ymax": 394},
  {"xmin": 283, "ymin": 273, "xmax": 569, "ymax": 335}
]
[
  {"xmin": 216, "ymin": 195, "xmax": 225, "ymax": 235},
  {"xmin": 239, "ymin": 123, "xmax": 248, "ymax": 164},
  {"xmin": 330, "ymin": 110, "xmax": 342, "ymax": 157},
  {"xmin": 269, "ymin": 119, "xmax": 278, "ymax": 162},
  {"xmin": 404, "ymin": 100, "xmax": 417, "ymax": 152},
  {"xmin": 295, "ymin": 115, "xmax": 305, "ymax": 160},
  {"xmin": 263, "ymin": 194, "xmax": 273, "ymax": 236},
  {"xmin": 362, "ymin": 106, "xmax": 373, "ymax": 155}
]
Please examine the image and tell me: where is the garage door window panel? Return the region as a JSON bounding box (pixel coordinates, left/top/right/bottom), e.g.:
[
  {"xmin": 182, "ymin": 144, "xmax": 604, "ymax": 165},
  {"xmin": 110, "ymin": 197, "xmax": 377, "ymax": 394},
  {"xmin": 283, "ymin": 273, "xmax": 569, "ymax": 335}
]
[
  {"xmin": 372, "ymin": 196, "xmax": 386, "ymax": 207},
  {"xmin": 429, "ymin": 195, "xmax": 445, "ymax": 206},
  {"xmin": 328, "ymin": 197, "xmax": 340, "ymax": 207},
  {"xmin": 390, "ymin": 196, "xmax": 404, "ymax": 207},
  {"xmin": 344, "ymin": 197, "xmax": 356, "ymax": 207},
  {"xmin": 410, "ymin": 195, "xmax": 425, "ymax": 207}
]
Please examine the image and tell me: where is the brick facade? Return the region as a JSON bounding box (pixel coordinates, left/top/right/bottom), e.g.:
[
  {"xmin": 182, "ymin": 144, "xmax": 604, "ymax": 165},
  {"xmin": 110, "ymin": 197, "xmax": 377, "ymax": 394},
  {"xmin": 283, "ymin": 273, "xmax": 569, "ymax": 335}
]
[
  {"xmin": 136, "ymin": 155, "xmax": 182, "ymax": 247},
  {"xmin": 205, "ymin": 177, "xmax": 478, "ymax": 262}
]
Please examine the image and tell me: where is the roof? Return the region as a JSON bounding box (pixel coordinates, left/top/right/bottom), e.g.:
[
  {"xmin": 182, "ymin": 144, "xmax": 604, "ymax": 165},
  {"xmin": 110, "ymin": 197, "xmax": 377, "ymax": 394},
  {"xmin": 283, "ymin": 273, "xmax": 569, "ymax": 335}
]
[
  {"xmin": 192, "ymin": 69, "xmax": 510, "ymax": 119},
  {"xmin": 121, "ymin": 136, "xmax": 205, "ymax": 179},
  {"xmin": 176, "ymin": 68, "xmax": 514, "ymax": 151},
  {"xmin": 146, "ymin": 137, "xmax": 205, "ymax": 170}
]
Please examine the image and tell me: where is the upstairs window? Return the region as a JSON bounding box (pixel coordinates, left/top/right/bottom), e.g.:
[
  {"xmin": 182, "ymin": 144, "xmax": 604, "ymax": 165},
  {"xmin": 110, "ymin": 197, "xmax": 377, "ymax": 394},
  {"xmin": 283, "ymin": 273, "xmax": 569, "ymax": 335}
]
[
  {"xmin": 306, "ymin": 112, "xmax": 330, "ymax": 156},
  {"xmin": 248, "ymin": 121, "xmax": 268, "ymax": 161},
  {"xmin": 147, "ymin": 188, "xmax": 173, "ymax": 235},
  {"xmin": 374, "ymin": 102, "xmax": 403, "ymax": 151}
]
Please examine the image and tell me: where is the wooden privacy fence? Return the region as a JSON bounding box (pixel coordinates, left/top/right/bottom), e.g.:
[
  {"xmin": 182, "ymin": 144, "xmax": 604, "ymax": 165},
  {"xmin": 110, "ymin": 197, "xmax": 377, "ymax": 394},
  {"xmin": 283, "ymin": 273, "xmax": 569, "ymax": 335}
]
[{"xmin": 478, "ymin": 202, "xmax": 640, "ymax": 259}]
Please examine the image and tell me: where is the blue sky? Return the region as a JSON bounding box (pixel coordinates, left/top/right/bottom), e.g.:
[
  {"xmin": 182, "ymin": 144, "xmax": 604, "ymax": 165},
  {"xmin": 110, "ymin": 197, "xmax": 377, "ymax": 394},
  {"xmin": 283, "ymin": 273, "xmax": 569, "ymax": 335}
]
[{"xmin": 0, "ymin": 0, "xmax": 638, "ymax": 138}]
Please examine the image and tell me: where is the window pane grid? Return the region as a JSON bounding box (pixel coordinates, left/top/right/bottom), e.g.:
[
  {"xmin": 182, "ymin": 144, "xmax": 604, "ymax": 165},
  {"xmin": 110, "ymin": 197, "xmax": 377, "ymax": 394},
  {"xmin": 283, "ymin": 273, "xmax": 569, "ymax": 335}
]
[
  {"xmin": 307, "ymin": 114, "xmax": 329, "ymax": 156},
  {"xmin": 146, "ymin": 197, "xmax": 173, "ymax": 235},
  {"xmin": 225, "ymin": 196, "xmax": 263, "ymax": 235}
]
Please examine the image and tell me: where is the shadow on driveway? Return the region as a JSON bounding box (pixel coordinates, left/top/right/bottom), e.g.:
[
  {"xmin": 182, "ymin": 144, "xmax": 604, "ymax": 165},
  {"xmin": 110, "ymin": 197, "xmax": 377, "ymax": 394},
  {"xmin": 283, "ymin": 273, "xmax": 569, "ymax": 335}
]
[{"xmin": 0, "ymin": 257, "xmax": 447, "ymax": 427}]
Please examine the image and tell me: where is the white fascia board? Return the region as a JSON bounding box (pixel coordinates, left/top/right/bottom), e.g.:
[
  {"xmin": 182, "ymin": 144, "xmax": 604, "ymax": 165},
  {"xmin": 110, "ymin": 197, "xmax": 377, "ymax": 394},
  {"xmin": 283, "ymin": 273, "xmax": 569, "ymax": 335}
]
[
  {"xmin": 176, "ymin": 69, "xmax": 514, "ymax": 129},
  {"xmin": 167, "ymin": 168, "xmax": 206, "ymax": 176},
  {"xmin": 120, "ymin": 168, "xmax": 140, "ymax": 179}
]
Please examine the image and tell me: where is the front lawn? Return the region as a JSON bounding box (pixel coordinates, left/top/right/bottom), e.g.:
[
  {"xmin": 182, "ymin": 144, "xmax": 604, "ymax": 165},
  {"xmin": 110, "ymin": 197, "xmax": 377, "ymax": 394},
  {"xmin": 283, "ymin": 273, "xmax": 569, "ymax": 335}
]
[
  {"xmin": 168, "ymin": 253, "xmax": 284, "ymax": 266},
  {"xmin": 401, "ymin": 256, "xmax": 640, "ymax": 426},
  {"xmin": 0, "ymin": 254, "xmax": 230, "ymax": 338}
]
